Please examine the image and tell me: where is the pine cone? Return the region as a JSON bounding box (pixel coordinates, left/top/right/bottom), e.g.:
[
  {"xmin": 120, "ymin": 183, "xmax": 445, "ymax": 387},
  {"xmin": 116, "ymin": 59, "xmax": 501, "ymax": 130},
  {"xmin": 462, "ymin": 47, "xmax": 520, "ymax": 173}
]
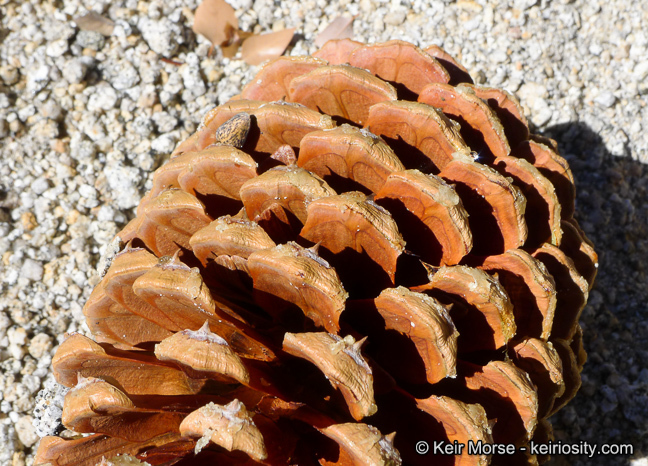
[{"xmin": 35, "ymin": 39, "xmax": 597, "ymax": 466}]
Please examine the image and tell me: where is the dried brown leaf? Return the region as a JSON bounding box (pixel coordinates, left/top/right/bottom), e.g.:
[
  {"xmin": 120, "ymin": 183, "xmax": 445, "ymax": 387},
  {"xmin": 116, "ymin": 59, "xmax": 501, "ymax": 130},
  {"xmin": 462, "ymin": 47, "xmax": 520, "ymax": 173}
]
[
  {"xmin": 193, "ymin": 0, "xmax": 239, "ymax": 47},
  {"xmin": 74, "ymin": 11, "xmax": 115, "ymax": 36},
  {"xmin": 241, "ymin": 28, "xmax": 296, "ymax": 66},
  {"xmin": 221, "ymin": 40, "xmax": 240, "ymax": 58},
  {"xmin": 221, "ymin": 30, "xmax": 253, "ymax": 58},
  {"xmin": 314, "ymin": 16, "xmax": 355, "ymax": 48}
]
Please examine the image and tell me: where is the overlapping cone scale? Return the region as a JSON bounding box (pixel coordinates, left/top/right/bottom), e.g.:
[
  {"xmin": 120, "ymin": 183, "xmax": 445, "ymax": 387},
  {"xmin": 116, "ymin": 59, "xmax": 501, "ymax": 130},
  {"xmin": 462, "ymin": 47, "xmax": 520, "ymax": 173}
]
[{"xmin": 36, "ymin": 39, "xmax": 596, "ymax": 466}]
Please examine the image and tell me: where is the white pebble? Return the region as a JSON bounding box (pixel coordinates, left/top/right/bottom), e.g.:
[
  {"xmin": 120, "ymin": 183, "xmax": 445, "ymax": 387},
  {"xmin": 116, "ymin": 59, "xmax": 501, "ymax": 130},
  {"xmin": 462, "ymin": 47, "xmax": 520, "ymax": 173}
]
[
  {"xmin": 62, "ymin": 57, "xmax": 90, "ymax": 84},
  {"xmin": 16, "ymin": 416, "xmax": 38, "ymax": 448},
  {"xmin": 7, "ymin": 327, "xmax": 27, "ymax": 348},
  {"xmin": 139, "ymin": 17, "xmax": 183, "ymax": 56},
  {"xmin": 20, "ymin": 259, "xmax": 43, "ymax": 282},
  {"xmin": 45, "ymin": 38, "xmax": 69, "ymax": 58},
  {"xmin": 634, "ymin": 61, "xmax": 648, "ymax": 80},
  {"xmin": 31, "ymin": 177, "xmax": 50, "ymax": 195},
  {"xmin": 26, "ymin": 64, "xmax": 50, "ymax": 94},
  {"xmin": 152, "ymin": 111, "xmax": 178, "ymax": 133},
  {"xmin": 151, "ymin": 134, "xmax": 177, "ymax": 154},
  {"xmin": 384, "ymin": 10, "xmax": 406, "ymax": 26},
  {"xmin": 108, "ymin": 61, "xmax": 140, "ymax": 91},
  {"xmin": 28, "ymin": 334, "xmax": 52, "ymax": 360},
  {"xmin": 595, "ymin": 91, "xmax": 617, "ymax": 108},
  {"xmin": 104, "ymin": 164, "xmax": 142, "ymax": 209},
  {"xmin": 87, "ymin": 83, "xmax": 119, "ymax": 112}
]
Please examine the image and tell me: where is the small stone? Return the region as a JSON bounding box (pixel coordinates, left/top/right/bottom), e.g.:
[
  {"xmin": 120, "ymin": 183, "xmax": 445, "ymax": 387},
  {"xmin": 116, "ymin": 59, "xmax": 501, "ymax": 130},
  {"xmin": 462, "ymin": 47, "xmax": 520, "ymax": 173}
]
[
  {"xmin": 529, "ymin": 99, "xmax": 552, "ymax": 127},
  {"xmin": 228, "ymin": 0, "xmax": 254, "ymax": 8},
  {"xmin": 20, "ymin": 259, "xmax": 43, "ymax": 282},
  {"xmin": 594, "ymin": 91, "xmax": 616, "ymax": 108},
  {"xmin": 491, "ymin": 50, "xmax": 508, "ymax": 64},
  {"xmin": 44, "ymin": 18, "xmax": 76, "ymax": 42},
  {"xmin": 181, "ymin": 62, "xmax": 206, "ymax": 100},
  {"xmin": 70, "ymin": 135, "xmax": 96, "ymax": 160},
  {"xmin": 65, "ymin": 209, "xmax": 80, "ymax": 225},
  {"xmin": 254, "ymin": 3, "xmax": 274, "ymax": 28},
  {"xmin": 79, "ymin": 184, "xmax": 97, "ymax": 199},
  {"xmin": 132, "ymin": 115, "xmax": 154, "ymax": 138},
  {"xmin": 514, "ymin": 0, "xmax": 537, "ymax": 10},
  {"xmin": 140, "ymin": 62, "xmax": 160, "ymax": 85},
  {"xmin": 31, "ymin": 177, "xmax": 50, "ymax": 195},
  {"xmin": 97, "ymin": 234, "xmax": 123, "ymax": 278},
  {"xmin": 50, "ymin": 139, "xmax": 68, "ymax": 154},
  {"xmin": 76, "ymin": 30, "xmax": 106, "ymax": 50},
  {"xmin": 384, "ymin": 10, "xmax": 406, "ymax": 26},
  {"xmin": 87, "ymin": 83, "xmax": 119, "ymax": 112},
  {"xmin": 0, "ymin": 313, "xmax": 11, "ymax": 339},
  {"xmin": 46, "ymin": 39, "xmax": 69, "ymax": 58},
  {"xmin": 17, "ymin": 104, "xmax": 36, "ymax": 122},
  {"xmin": 589, "ymin": 43, "xmax": 602, "ymax": 56},
  {"xmin": 9, "ymin": 119, "xmax": 23, "ymax": 134},
  {"xmin": 62, "ymin": 57, "xmax": 92, "ymax": 84},
  {"xmin": 636, "ymin": 368, "xmax": 648, "ymax": 385},
  {"xmin": 113, "ymin": 20, "xmax": 133, "ymax": 38},
  {"xmin": 0, "ymin": 66, "xmax": 19, "ymax": 85},
  {"xmin": 96, "ymin": 205, "xmax": 116, "ymax": 223},
  {"xmin": 20, "ymin": 213, "xmax": 37, "ymax": 231},
  {"xmin": 599, "ymin": 384, "xmax": 618, "ymax": 413},
  {"xmin": 207, "ymin": 68, "xmax": 222, "ymax": 83},
  {"xmin": 39, "ymin": 101, "xmax": 63, "ymax": 121},
  {"xmin": 137, "ymin": 88, "xmax": 158, "ymax": 108},
  {"xmin": 517, "ymin": 82, "xmax": 548, "ymax": 108},
  {"xmin": 26, "ymin": 63, "xmax": 51, "ymax": 94},
  {"xmin": 28, "ymin": 333, "xmax": 53, "ymax": 359},
  {"xmin": 151, "ymin": 134, "xmax": 176, "ymax": 154},
  {"xmin": 7, "ymin": 327, "xmax": 27, "ymax": 348},
  {"xmin": 106, "ymin": 61, "xmax": 140, "ymax": 91},
  {"xmin": 15, "ymin": 416, "xmax": 38, "ymax": 448},
  {"xmin": 606, "ymin": 373, "xmax": 626, "ymax": 388},
  {"xmin": 561, "ymin": 406, "xmax": 577, "ymax": 425},
  {"xmin": 133, "ymin": 139, "xmax": 152, "ymax": 154},
  {"xmin": 33, "ymin": 377, "xmax": 68, "ymax": 438},
  {"xmin": 634, "ymin": 61, "xmax": 648, "ymax": 80},
  {"xmin": 139, "ymin": 17, "xmax": 182, "ymax": 56},
  {"xmin": 163, "ymin": 72, "xmax": 183, "ymax": 96},
  {"xmin": 12, "ymin": 451, "xmax": 26, "ymax": 466},
  {"xmin": 34, "ymin": 120, "xmax": 60, "ymax": 144},
  {"xmin": 151, "ymin": 111, "xmax": 178, "ymax": 133},
  {"xmin": 105, "ymin": 164, "xmax": 142, "ymax": 209}
]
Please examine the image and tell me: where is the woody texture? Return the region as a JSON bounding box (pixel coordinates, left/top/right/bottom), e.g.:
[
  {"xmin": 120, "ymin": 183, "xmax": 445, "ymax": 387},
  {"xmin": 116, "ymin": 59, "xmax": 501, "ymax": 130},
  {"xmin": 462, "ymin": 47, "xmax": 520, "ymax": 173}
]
[{"xmin": 35, "ymin": 39, "xmax": 597, "ymax": 466}]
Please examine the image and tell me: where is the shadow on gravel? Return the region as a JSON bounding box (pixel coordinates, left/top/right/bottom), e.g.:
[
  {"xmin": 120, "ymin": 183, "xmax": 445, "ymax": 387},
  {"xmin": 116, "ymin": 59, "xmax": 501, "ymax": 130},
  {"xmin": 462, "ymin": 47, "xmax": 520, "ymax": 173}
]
[{"xmin": 541, "ymin": 122, "xmax": 648, "ymax": 465}]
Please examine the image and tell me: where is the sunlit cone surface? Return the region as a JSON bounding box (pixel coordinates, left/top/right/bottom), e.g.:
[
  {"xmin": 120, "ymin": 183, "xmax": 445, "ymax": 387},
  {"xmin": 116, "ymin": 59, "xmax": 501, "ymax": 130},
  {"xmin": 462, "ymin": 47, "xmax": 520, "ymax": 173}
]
[{"xmin": 36, "ymin": 39, "xmax": 597, "ymax": 466}]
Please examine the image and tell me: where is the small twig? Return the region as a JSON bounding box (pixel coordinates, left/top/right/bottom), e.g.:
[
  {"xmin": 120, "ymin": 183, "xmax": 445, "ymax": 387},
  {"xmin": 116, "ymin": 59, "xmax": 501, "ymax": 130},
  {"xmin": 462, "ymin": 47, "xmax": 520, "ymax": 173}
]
[{"xmin": 160, "ymin": 57, "xmax": 184, "ymax": 66}]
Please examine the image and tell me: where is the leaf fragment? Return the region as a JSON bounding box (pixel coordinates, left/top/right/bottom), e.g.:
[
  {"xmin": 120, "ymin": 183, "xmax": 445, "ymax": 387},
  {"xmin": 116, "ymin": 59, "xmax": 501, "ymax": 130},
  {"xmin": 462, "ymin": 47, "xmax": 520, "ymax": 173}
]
[
  {"xmin": 193, "ymin": 0, "xmax": 238, "ymax": 47},
  {"xmin": 315, "ymin": 16, "xmax": 355, "ymax": 48},
  {"xmin": 241, "ymin": 28, "xmax": 296, "ymax": 66},
  {"xmin": 74, "ymin": 12, "xmax": 115, "ymax": 36}
]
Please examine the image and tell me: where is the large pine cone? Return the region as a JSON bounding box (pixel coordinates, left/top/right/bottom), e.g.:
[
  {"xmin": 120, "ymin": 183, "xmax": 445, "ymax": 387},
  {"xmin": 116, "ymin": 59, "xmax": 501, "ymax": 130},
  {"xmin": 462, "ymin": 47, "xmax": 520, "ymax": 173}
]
[{"xmin": 35, "ymin": 39, "xmax": 597, "ymax": 466}]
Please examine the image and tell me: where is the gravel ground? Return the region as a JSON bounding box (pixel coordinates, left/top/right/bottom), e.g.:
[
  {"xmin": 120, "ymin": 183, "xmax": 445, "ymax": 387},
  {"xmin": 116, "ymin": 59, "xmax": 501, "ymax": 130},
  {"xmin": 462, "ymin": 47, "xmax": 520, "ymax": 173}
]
[{"xmin": 0, "ymin": 0, "xmax": 646, "ymax": 464}]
